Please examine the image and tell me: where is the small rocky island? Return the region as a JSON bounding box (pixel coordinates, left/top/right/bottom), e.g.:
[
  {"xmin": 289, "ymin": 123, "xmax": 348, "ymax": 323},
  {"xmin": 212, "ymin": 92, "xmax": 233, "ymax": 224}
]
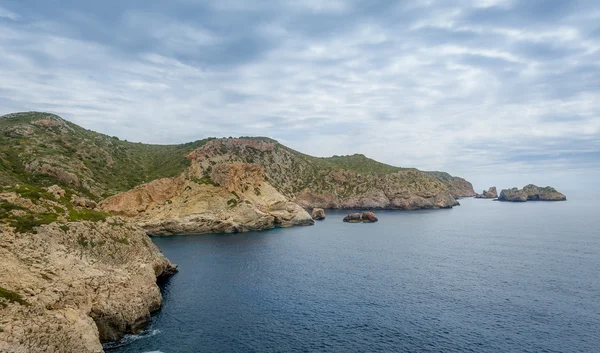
[
  {"xmin": 343, "ymin": 212, "xmax": 378, "ymax": 223},
  {"xmin": 312, "ymin": 208, "xmax": 326, "ymax": 220},
  {"xmin": 475, "ymin": 187, "xmax": 498, "ymax": 199},
  {"xmin": 498, "ymin": 185, "xmax": 566, "ymax": 202}
]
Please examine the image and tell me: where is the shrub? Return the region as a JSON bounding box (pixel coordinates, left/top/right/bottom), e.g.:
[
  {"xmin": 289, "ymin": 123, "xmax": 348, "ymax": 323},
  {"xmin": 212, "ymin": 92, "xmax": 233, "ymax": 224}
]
[
  {"xmin": 67, "ymin": 209, "xmax": 108, "ymax": 222},
  {"xmin": 0, "ymin": 286, "xmax": 29, "ymax": 306}
]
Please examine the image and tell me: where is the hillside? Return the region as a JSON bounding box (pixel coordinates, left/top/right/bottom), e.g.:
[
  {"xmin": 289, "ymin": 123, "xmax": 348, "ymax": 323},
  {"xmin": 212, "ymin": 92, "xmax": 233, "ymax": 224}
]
[{"xmin": 1, "ymin": 112, "xmax": 474, "ymax": 212}]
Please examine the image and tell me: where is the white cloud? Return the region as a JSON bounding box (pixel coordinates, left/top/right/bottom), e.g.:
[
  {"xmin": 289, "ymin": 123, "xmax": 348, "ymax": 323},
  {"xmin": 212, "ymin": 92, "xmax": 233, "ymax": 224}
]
[{"xmin": 0, "ymin": 0, "xmax": 598, "ymax": 190}]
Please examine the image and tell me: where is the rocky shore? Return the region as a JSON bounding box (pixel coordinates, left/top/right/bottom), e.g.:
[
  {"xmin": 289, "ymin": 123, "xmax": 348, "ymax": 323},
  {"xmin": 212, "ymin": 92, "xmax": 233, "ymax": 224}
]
[{"xmin": 0, "ymin": 220, "xmax": 176, "ymax": 353}]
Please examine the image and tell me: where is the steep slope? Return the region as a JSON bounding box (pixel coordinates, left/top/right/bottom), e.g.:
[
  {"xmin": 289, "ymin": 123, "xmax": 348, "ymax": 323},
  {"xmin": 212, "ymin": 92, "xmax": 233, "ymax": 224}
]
[
  {"xmin": 100, "ymin": 163, "xmax": 314, "ymax": 236},
  {"xmin": 0, "ymin": 112, "xmax": 211, "ymax": 198},
  {"xmin": 186, "ymin": 138, "xmax": 465, "ymax": 209},
  {"xmin": 424, "ymin": 171, "xmax": 476, "ymax": 198},
  {"xmin": 1, "ymin": 112, "xmax": 473, "ymax": 211}
]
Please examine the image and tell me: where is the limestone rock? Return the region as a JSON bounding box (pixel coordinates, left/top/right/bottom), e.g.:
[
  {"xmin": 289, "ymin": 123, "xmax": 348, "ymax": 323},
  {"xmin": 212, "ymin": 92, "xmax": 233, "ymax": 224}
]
[
  {"xmin": 475, "ymin": 187, "xmax": 498, "ymax": 199},
  {"xmin": 71, "ymin": 195, "xmax": 97, "ymax": 209},
  {"xmin": 361, "ymin": 211, "xmax": 378, "ymax": 222},
  {"xmin": 498, "ymin": 185, "xmax": 566, "ymax": 202},
  {"xmin": 101, "ymin": 163, "xmax": 314, "ymax": 236},
  {"xmin": 311, "ymin": 208, "xmax": 326, "ymax": 220},
  {"xmin": 45, "ymin": 185, "xmax": 65, "ymax": 199},
  {"xmin": 0, "ymin": 219, "xmax": 176, "ymax": 353},
  {"xmin": 343, "ymin": 213, "xmax": 362, "ymax": 223},
  {"xmin": 343, "ymin": 212, "xmax": 378, "ymax": 223}
]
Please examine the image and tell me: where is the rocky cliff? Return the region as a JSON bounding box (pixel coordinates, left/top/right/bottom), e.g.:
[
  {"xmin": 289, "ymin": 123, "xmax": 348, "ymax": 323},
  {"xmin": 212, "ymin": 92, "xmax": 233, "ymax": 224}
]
[
  {"xmin": 0, "ymin": 219, "xmax": 176, "ymax": 353},
  {"xmin": 498, "ymin": 185, "xmax": 566, "ymax": 202},
  {"xmin": 186, "ymin": 138, "xmax": 467, "ymax": 210},
  {"xmin": 100, "ymin": 163, "xmax": 314, "ymax": 236}
]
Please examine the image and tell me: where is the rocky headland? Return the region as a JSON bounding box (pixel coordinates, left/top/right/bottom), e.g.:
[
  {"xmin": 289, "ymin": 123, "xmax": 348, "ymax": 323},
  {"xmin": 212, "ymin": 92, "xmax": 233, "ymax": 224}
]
[
  {"xmin": 475, "ymin": 187, "xmax": 498, "ymax": 199},
  {"xmin": 0, "ymin": 216, "xmax": 176, "ymax": 353},
  {"xmin": 498, "ymin": 185, "xmax": 566, "ymax": 202},
  {"xmin": 100, "ymin": 163, "xmax": 314, "ymax": 236}
]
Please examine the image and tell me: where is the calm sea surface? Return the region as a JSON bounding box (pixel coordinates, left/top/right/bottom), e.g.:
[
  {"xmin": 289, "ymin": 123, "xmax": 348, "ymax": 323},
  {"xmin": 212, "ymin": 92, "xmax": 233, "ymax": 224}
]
[{"xmin": 108, "ymin": 192, "xmax": 600, "ymax": 353}]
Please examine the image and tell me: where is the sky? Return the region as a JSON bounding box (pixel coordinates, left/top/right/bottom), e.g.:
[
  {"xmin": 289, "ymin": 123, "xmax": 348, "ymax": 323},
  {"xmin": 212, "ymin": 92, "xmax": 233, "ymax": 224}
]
[{"xmin": 0, "ymin": 0, "xmax": 599, "ymax": 191}]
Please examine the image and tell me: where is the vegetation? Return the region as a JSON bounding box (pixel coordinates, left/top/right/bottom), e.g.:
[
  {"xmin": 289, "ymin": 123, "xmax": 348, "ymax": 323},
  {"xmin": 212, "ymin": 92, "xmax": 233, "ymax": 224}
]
[{"xmin": 0, "ymin": 286, "xmax": 30, "ymax": 307}]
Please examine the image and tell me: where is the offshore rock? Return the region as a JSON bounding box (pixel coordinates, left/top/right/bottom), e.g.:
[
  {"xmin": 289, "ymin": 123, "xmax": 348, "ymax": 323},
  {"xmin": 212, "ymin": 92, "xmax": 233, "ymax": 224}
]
[
  {"xmin": 343, "ymin": 212, "xmax": 378, "ymax": 223},
  {"xmin": 498, "ymin": 185, "xmax": 566, "ymax": 202},
  {"xmin": 475, "ymin": 187, "xmax": 498, "ymax": 199},
  {"xmin": 311, "ymin": 208, "xmax": 326, "ymax": 220}
]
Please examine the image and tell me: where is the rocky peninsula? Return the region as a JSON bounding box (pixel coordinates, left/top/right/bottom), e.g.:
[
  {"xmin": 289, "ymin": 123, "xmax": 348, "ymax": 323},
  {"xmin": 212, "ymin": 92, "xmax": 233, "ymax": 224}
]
[{"xmin": 498, "ymin": 185, "xmax": 567, "ymax": 202}]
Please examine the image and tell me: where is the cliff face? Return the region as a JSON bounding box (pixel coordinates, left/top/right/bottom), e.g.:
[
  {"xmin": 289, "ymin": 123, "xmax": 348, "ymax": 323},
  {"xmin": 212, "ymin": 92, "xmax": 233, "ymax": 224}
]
[
  {"xmin": 498, "ymin": 185, "xmax": 566, "ymax": 202},
  {"xmin": 0, "ymin": 220, "xmax": 176, "ymax": 353},
  {"xmin": 186, "ymin": 139, "xmax": 466, "ymax": 210},
  {"xmin": 424, "ymin": 172, "xmax": 476, "ymax": 198},
  {"xmin": 100, "ymin": 163, "xmax": 314, "ymax": 236}
]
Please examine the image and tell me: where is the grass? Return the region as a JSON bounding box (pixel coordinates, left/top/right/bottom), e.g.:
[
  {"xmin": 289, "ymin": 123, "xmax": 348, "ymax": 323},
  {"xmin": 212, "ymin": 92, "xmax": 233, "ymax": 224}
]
[{"xmin": 0, "ymin": 286, "xmax": 30, "ymax": 306}]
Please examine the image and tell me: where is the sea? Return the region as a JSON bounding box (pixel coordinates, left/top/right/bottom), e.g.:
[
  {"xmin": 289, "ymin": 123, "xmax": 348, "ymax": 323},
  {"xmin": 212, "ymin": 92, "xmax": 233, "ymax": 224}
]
[{"xmin": 107, "ymin": 192, "xmax": 600, "ymax": 353}]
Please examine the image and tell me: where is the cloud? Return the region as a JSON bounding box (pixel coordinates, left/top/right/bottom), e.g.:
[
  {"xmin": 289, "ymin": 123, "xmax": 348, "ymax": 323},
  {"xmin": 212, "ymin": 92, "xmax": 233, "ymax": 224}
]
[{"xmin": 0, "ymin": 0, "xmax": 598, "ymax": 190}]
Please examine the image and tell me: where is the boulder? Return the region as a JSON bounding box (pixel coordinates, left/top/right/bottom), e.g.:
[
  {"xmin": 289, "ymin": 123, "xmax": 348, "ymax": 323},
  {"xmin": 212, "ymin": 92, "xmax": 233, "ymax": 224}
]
[
  {"xmin": 343, "ymin": 213, "xmax": 362, "ymax": 223},
  {"xmin": 475, "ymin": 186, "xmax": 498, "ymax": 199},
  {"xmin": 45, "ymin": 185, "xmax": 65, "ymax": 199},
  {"xmin": 343, "ymin": 212, "xmax": 378, "ymax": 223},
  {"xmin": 498, "ymin": 185, "xmax": 566, "ymax": 202},
  {"xmin": 361, "ymin": 211, "xmax": 378, "ymax": 222},
  {"xmin": 311, "ymin": 208, "xmax": 326, "ymax": 220},
  {"xmin": 71, "ymin": 195, "xmax": 97, "ymax": 209}
]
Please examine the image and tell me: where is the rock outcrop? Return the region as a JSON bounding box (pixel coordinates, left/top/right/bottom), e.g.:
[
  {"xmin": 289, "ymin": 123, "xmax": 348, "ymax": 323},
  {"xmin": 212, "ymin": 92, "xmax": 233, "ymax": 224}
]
[
  {"xmin": 498, "ymin": 185, "xmax": 566, "ymax": 202},
  {"xmin": 311, "ymin": 208, "xmax": 326, "ymax": 220},
  {"xmin": 0, "ymin": 220, "xmax": 177, "ymax": 353},
  {"xmin": 101, "ymin": 163, "xmax": 314, "ymax": 236},
  {"xmin": 475, "ymin": 187, "xmax": 498, "ymax": 199},
  {"xmin": 343, "ymin": 212, "xmax": 378, "ymax": 223}
]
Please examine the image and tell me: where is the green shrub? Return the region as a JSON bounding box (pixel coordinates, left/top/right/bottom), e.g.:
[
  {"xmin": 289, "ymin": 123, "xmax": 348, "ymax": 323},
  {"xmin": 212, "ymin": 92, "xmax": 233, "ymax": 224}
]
[
  {"xmin": 9, "ymin": 213, "xmax": 58, "ymax": 233},
  {"xmin": 0, "ymin": 286, "xmax": 29, "ymax": 306},
  {"xmin": 67, "ymin": 209, "xmax": 108, "ymax": 222}
]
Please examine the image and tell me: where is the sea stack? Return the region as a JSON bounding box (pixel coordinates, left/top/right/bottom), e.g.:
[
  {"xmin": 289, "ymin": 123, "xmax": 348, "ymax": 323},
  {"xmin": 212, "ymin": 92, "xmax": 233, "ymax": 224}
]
[
  {"xmin": 475, "ymin": 187, "xmax": 498, "ymax": 199},
  {"xmin": 312, "ymin": 208, "xmax": 326, "ymax": 220}
]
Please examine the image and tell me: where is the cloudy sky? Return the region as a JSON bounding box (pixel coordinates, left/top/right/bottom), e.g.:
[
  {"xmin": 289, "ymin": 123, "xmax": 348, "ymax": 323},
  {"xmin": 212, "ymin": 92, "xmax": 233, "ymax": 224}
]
[{"xmin": 1, "ymin": 0, "xmax": 599, "ymax": 190}]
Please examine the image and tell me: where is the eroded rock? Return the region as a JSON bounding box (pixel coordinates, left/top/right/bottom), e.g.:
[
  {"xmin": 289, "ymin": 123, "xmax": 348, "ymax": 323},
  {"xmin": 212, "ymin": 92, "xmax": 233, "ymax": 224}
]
[
  {"xmin": 311, "ymin": 208, "xmax": 325, "ymax": 220},
  {"xmin": 498, "ymin": 185, "xmax": 566, "ymax": 202}
]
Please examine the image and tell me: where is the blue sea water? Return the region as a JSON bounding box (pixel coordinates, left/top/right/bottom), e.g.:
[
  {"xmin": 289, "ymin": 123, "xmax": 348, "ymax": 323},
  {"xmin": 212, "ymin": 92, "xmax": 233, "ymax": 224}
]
[{"xmin": 108, "ymin": 192, "xmax": 600, "ymax": 353}]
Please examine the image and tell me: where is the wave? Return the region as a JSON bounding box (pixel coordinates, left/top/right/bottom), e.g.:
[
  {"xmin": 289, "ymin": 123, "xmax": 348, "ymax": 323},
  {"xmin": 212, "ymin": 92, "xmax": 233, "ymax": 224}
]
[{"xmin": 102, "ymin": 329, "xmax": 161, "ymax": 350}]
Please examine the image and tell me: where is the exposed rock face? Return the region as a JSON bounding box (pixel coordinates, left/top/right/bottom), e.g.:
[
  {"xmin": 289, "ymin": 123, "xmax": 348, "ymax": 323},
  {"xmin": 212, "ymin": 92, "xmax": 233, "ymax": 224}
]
[
  {"xmin": 475, "ymin": 187, "xmax": 498, "ymax": 199},
  {"xmin": 343, "ymin": 212, "xmax": 378, "ymax": 223},
  {"xmin": 498, "ymin": 185, "xmax": 566, "ymax": 202},
  {"xmin": 101, "ymin": 163, "xmax": 314, "ymax": 236},
  {"xmin": 0, "ymin": 220, "xmax": 176, "ymax": 353},
  {"xmin": 312, "ymin": 208, "xmax": 326, "ymax": 220},
  {"xmin": 187, "ymin": 138, "xmax": 466, "ymax": 210},
  {"xmin": 425, "ymin": 172, "xmax": 476, "ymax": 198}
]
